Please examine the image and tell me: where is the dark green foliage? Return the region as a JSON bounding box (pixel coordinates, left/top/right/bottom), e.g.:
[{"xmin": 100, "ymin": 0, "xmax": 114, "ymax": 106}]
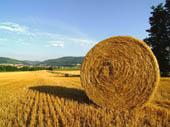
[
  {"xmin": 0, "ymin": 66, "xmax": 18, "ymax": 72},
  {"xmin": 144, "ymin": 2, "xmax": 170, "ymax": 76},
  {"xmin": 165, "ymin": 0, "xmax": 170, "ymax": 38},
  {"xmin": 20, "ymin": 66, "xmax": 30, "ymax": 71},
  {"xmin": 0, "ymin": 65, "xmax": 48, "ymax": 72}
]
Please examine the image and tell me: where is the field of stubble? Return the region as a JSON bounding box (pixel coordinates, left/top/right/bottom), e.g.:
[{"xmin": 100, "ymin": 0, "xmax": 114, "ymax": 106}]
[{"xmin": 0, "ymin": 70, "xmax": 169, "ymax": 127}]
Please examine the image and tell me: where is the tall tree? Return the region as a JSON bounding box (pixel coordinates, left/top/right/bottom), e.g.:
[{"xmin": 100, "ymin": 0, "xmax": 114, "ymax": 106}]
[
  {"xmin": 165, "ymin": 0, "xmax": 170, "ymax": 38},
  {"xmin": 164, "ymin": 0, "xmax": 170, "ymax": 75},
  {"xmin": 144, "ymin": 3, "xmax": 170, "ymax": 76}
]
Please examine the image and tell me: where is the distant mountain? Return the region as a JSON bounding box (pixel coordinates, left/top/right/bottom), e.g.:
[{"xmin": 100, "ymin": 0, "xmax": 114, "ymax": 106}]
[
  {"xmin": 23, "ymin": 60, "xmax": 40, "ymax": 65},
  {"xmin": 38, "ymin": 57, "xmax": 84, "ymax": 66},
  {"xmin": 0, "ymin": 56, "xmax": 84, "ymax": 66},
  {"xmin": 0, "ymin": 57, "xmax": 28, "ymax": 65}
]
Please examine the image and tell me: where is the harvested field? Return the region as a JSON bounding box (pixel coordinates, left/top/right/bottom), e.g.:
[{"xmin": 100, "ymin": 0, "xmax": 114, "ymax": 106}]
[
  {"xmin": 0, "ymin": 71, "xmax": 169, "ymax": 127},
  {"xmin": 51, "ymin": 70, "xmax": 80, "ymax": 77}
]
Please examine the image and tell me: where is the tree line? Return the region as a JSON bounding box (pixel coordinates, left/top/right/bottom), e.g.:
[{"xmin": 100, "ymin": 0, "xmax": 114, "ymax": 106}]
[
  {"xmin": 0, "ymin": 65, "xmax": 52, "ymax": 72},
  {"xmin": 144, "ymin": 0, "xmax": 170, "ymax": 76}
]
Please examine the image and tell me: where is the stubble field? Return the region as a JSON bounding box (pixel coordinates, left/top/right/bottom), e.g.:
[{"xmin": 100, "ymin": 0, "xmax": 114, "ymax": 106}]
[{"xmin": 0, "ymin": 70, "xmax": 169, "ymax": 127}]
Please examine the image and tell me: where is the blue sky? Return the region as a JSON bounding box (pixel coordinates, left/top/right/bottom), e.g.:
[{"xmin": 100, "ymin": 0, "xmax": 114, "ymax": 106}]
[{"xmin": 0, "ymin": 0, "xmax": 165, "ymax": 61}]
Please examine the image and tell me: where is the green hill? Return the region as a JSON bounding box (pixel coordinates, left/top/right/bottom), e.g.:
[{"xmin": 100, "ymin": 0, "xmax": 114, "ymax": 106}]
[
  {"xmin": 0, "ymin": 56, "xmax": 84, "ymax": 66},
  {"xmin": 38, "ymin": 57, "xmax": 84, "ymax": 66},
  {"xmin": 23, "ymin": 60, "xmax": 40, "ymax": 65},
  {"xmin": 0, "ymin": 57, "xmax": 28, "ymax": 65}
]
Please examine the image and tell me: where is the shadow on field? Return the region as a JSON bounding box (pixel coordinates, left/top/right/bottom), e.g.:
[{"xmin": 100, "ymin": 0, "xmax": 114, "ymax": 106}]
[{"xmin": 29, "ymin": 85, "xmax": 92, "ymax": 104}]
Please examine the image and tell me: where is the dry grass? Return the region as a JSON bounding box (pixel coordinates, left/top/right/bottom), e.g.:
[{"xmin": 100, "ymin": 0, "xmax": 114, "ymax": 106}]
[
  {"xmin": 51, "ymin": 70, "xmax": 80, "ymax": 77},
  {"xmin": 54, "ymin": 70, "xmax": 80, "ymax": 75},
  {"xmin": 0, "ymin": 71, "xmax": 169, "ymax": 127}
]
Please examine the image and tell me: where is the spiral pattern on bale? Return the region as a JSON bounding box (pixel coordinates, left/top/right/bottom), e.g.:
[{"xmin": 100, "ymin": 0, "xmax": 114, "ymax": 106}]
[{"xmin": 80, "ymin": 36, "xmax": 160, "ymax": 110}]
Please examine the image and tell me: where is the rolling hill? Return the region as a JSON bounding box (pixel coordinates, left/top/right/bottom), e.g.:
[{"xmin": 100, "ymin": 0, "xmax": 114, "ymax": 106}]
[
  {"xmin": 38, "ymin": 56, "xmax": 84, "ymax": 66},
  {"xmin": 23, "ymin": 60, "xmax": 40, "ymax": 65},
  {"xmin": 0, "ymin": 57, "xmax": 28, "ymax": 65},
  {"xmin": 0, "ymin": 56, "xmax": 84, "ymax": 66}
]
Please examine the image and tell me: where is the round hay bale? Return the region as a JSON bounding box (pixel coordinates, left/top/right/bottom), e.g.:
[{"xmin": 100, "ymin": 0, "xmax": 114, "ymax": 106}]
[{"xmin": 80, "ymin": 36, "xmax": 160, "ymax": 110}]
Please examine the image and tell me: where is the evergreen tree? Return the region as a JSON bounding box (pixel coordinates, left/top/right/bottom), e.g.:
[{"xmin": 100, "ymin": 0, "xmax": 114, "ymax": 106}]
[
  {"xmin": 165, "ymin": 0, "xmax": 170, "ymax": 70},
  {"xmin": 165, "ymin": 0, "xmax": 170, "ymax": 38},
  {"xmin": 144, "ymin": 3, "xmax": 170, "ymax": 76}
]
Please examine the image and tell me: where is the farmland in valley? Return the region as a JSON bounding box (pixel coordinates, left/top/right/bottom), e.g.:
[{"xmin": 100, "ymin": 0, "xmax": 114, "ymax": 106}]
[{"xmin": 0, "ymin": 70, "xmax": 169, "ymax": 127}]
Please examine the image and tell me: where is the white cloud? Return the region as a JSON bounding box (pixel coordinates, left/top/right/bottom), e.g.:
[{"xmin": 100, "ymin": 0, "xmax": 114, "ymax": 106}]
[
  {"xmin": 0, "ymin": 22, "xmax": 28, "ymax": 33},
  {"xmin": 0, "ymin": 22, "xmax": 96, "ymax": 48},
  {"xmin": 45, "ymin": 37, "xmax": 95, "ymax": 48},
  {"xmin": 68, "ymin": 38, "xmax": 95, "ymax": 46},
  {"xmin": 46, "ymin": 41, "xmax": 64, "ymax": 48},
  {"xmin": 51, "ymin": 43, "xmax": 64, "ymax": 47},
  {"xmin": 40, "ymin": 32, "xmax": 95, "ymax": 47}
]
